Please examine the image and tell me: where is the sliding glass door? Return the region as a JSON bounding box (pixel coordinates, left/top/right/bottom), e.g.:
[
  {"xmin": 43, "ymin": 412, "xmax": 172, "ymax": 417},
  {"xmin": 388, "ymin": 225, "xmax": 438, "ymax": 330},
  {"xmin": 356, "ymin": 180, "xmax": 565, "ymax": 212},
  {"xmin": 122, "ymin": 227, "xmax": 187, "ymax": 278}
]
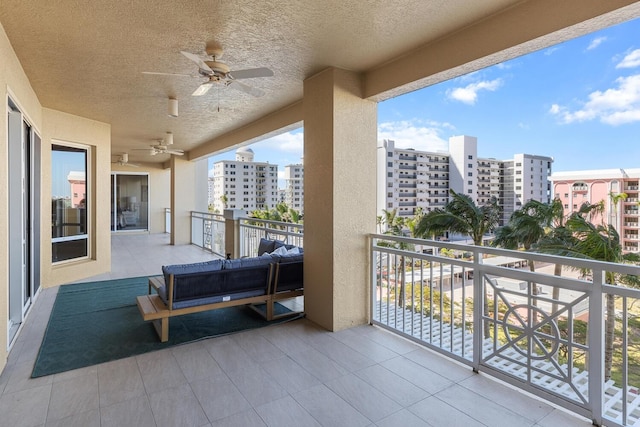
[{"xmin": 111, "ymin": 173, "xmax": 149, "ymax": 231}]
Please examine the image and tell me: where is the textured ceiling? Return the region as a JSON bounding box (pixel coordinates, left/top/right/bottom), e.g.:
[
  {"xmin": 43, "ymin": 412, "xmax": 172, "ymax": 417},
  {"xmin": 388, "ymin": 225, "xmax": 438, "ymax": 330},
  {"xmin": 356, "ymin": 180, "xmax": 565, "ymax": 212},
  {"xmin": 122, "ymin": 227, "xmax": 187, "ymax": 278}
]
[{"xmin": 0, "ymin": 0, "xmax": 558, "ymax": 163}]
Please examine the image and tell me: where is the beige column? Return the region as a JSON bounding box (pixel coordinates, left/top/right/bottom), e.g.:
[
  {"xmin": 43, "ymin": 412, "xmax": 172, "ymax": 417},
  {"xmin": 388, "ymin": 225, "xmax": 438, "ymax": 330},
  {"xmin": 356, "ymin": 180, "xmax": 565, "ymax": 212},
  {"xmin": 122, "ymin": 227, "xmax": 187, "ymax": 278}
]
[
  {"xmin": 170, "ymin": 156, "xmax": 196, "ymax": 245},
  {"xmin": 303, "ymin": 67, "xmax": 377, "ymax": 331}
]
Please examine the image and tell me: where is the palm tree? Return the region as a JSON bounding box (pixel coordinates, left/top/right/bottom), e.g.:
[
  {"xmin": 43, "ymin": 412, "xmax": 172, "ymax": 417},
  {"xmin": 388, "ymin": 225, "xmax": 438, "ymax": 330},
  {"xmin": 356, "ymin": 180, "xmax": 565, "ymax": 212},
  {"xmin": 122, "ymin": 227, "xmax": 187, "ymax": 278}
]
[
  {"xmin": 415, "ymin": 189, "xmax": 500, "ymax": 246},
  {"xmin": 494, "ymin": 199, "xmax": 565, "ymax": 291},
  {"xmin": 415, "ymin": 189, "xmax": 501, "ymax": 337},
  {"xmin": 539, "ymin": 202, "xmax": 640, "ymax": 381},
  {"xmin": 379, "ymin": 209, "xmax": 413, "ymax": 307}
]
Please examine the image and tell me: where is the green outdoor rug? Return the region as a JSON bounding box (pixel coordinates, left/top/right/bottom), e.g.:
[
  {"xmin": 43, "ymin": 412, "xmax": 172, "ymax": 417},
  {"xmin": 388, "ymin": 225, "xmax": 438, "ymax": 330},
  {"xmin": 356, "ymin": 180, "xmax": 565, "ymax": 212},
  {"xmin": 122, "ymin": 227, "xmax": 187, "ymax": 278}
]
[{"xmin": 32, "ymin": 276, "xmax": 302, "ymax": 378}]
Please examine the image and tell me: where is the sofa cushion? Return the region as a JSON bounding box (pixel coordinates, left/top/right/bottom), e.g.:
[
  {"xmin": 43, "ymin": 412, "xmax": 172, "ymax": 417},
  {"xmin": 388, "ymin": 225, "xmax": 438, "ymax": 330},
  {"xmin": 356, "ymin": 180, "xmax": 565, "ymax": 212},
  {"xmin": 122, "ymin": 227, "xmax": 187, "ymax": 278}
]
[
  {"xmin": 161, "ymin": 259, "xmax": 224, "ymax": 302},
  {"xmin": 223, "ymin": 255, "xmax": 274, "ymax": 270},
  {"xmin": 257, "ymin": 238, "xmax": 276, "ymax": 256},
  {"xmin": 278, "ymin": 253, "xmax": 304, "ymax": 264}
]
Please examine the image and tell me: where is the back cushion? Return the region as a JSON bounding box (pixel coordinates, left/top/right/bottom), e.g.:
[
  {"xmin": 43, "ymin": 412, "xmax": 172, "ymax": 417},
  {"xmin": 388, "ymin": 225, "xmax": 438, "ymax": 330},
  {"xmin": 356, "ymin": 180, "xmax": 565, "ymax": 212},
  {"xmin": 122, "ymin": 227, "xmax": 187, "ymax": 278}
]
[
  {"xmin": 223, "ymin": 256, "xmax": 274, "ymax": 269},
  {"xmin": 257, "ymin": 238, "xmax": 276, "ymax": 256},
  {"xmin": 162, "ymin": 259, "xmax": 224, "ymax": 292}
]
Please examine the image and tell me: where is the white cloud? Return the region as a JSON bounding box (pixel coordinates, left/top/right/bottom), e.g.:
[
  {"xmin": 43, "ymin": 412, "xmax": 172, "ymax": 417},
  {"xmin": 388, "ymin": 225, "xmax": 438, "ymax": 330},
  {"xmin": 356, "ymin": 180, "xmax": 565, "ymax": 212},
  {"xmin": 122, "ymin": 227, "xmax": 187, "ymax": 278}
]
[
  {"xmin": 616, "ymin": 49, "xmax": 640, "ymax": 69},
  {"xmin": 254, "ymin": 131, "xmax": 304, "ymax": 157},
  {"xmin": 587, "ymin": 36, "xmax": 607, "ymax": 51},
  {"xmin": 378, "ymin": 119, "xmax": 451, "ymax": 152},
  {"xmin": 544, "ymin": 47, "xmax": 560, "ymax": 56},
  {"xmin": 447, "ymin": 79, "xmax": 502, "ymax": 105},
  {"xmin": 549, "ymin": 74, "xmax": 640, "ymax": 125}
]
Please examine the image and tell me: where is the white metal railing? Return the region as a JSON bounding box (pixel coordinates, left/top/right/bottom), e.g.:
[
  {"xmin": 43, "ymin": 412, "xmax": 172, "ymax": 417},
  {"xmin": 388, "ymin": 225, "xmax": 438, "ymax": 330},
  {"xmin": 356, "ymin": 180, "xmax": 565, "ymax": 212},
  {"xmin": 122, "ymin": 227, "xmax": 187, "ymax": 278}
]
[
  {"xmin": 239, "ymin": 218, "xmax": 303, "ymax": 257},
  {"xmin": 190, "ymin": 211, "xmax": 225, "ymax": 257},
  {"xmin": 370, "ymin": 234, "xmax": 640, "ymax": 427}
]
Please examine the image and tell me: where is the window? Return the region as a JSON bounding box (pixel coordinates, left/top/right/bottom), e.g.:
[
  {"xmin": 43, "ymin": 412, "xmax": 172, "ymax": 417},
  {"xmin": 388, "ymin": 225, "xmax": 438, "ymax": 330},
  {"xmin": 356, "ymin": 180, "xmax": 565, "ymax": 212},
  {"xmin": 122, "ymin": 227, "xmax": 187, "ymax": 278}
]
[
  {"xmin": 52, "ymin": 143, "xmax": 89, "ymax": 262},
  {"xmin": 387, "ymin": 152, "xmax": 392, "ymax": 157},
  {"xmin": 468, "ymin": 163, "xmax": 472, "ymax": 168},
  {"xmin": 467, "ymin": 172, "xmax": 472, "ymax": 177},
  {"xmin": 387, "ymin": 172, "xmax": 392, "ymax": 178},
  {"xmin": 388, "ymin": 162, "xmax": 392, "ymax": 167},
  {"xmin": 468, "ymin": 189, "xmax": 473, "ymax": 194},
  {"xmin": 468, "ymin": 155, "xmax": 473, "ymax": 159},
  {"xmin": 468, "ymin": 181, "xmax": 473, "ymax": 185}
]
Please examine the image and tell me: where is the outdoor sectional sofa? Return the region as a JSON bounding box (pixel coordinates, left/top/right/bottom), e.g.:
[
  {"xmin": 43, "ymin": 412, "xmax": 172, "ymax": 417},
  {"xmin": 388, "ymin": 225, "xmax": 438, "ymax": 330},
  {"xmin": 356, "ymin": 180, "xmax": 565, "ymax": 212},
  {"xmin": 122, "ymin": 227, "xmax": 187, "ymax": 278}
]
[{"xmin": 136, "ymin": 238, "xmax": 303, "ymax": 342}]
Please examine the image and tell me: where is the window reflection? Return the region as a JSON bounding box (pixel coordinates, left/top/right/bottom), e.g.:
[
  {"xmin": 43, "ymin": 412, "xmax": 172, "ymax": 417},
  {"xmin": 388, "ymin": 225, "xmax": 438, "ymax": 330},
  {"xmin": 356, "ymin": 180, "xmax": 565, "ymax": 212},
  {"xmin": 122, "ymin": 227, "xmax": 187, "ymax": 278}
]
[{"xmin": 52, "ymin": 144, "xmax": 88, "ymax": 262}]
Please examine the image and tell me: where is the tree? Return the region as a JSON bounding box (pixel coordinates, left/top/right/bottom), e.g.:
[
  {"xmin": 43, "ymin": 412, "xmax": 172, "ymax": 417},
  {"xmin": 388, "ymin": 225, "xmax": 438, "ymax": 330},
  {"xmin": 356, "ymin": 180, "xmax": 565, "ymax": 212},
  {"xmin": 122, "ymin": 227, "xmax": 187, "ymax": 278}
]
[
  {"xmin": 220, "ymin": 194, "xmax": 228, "ymax": 208},
  {"xmin": 378, "ymin": 209, "xmax": 413, "ymax": 307},
  {"xmin": 415, "ymin": 189, "xmax": 500, "ymax": 246},
  {"xmin": 415, "ymin": 189, "xmax": 501, "ymax": 338},
  {"xmin": 493, "ymin": 199, "xmax": 565, "ymax": 298},
  {"xmin": 539, "ymin": 202, "xmax": 640, "ymax": 381}
]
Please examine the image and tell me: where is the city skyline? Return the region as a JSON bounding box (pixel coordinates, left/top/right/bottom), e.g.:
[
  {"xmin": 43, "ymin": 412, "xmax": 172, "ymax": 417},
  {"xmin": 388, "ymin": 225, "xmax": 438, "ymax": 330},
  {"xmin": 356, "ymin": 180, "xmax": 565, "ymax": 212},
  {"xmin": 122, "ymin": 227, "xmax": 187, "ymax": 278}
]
[{"xmin": 208, "ymin": 17, "xmax": 640, "ymax": 179}]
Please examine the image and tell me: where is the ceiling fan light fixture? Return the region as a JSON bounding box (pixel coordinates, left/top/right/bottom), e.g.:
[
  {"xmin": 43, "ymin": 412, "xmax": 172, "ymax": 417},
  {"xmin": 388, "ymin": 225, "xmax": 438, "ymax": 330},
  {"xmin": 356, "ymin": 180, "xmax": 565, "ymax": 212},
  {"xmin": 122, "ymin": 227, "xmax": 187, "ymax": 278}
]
[
  {"xmin": 121, "ymin": 153, "xmax": 129, "ymax": 163},
  {"xmin": 168, "ymin": 97, "xmax": 178, "ymax": 117},
  {"xmin": 165, "ymin": 132, "xmax": 173, "ymax": 145}
]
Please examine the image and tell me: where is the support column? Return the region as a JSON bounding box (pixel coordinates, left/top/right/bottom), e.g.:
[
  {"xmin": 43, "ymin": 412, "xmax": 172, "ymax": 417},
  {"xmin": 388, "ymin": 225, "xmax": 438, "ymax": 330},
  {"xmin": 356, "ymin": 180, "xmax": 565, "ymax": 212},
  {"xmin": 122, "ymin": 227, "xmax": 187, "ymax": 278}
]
[
  {"xmin": 223, "ymin": 209, "xmax": 244, "ymax": 259},
  {"xmin": 170, "ymin": 156, "xmax": 196, "ymax": 245},
  {"xmin": 303, "ymin": 67, "xmax": 377, "ymax": 331}
]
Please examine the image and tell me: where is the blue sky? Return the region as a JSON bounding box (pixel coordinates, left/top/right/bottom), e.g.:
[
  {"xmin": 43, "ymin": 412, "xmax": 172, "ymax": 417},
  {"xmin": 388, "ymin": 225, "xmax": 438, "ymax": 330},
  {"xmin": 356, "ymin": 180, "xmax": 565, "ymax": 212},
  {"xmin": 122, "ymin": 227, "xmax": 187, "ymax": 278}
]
[{"xmin": 209, "ymin": 17, "xmax": 640, "ymax": 180}]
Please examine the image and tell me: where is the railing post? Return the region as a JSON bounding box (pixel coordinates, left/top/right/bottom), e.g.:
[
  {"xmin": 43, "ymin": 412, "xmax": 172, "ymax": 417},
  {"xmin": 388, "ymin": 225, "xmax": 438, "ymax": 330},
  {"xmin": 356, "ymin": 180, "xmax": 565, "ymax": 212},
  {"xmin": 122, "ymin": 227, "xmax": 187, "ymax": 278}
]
[
  {"xmin": 588, "ymin": 267, "xmax": 605, "ymax": 427},
  {"xmin": 472, "ymin": 247, "xmax": 482, "ymax": 373},
  {"xmin": 223, "ymin": 209, "xmax": 244, "ymax": 259}
]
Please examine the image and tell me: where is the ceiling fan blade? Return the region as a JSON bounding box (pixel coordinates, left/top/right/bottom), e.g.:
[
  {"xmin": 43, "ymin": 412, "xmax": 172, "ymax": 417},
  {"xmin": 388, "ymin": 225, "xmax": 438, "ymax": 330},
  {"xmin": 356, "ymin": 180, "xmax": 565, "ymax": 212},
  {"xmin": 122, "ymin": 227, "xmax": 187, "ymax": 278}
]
[
  {"xmin": 180, "ymin": 51, "xmax": 213, "ymax": 73},
  {"xmin": 192, "ymin": 82, "xmax": 214, "ymax": 96},
  {"xmin": 227, "ymin": 80, "xmax": 264, "ymax": 97},
  {"xmin": 142, "ymin": 71, "xmax": 193, "ymax": 77},
  {"xmin": 166, "ymin": 149, "xmax": 184, "ymax": 155},
  {"xmin": 228, "ymin": 67, "xmax": 274, "ymax": 80}
]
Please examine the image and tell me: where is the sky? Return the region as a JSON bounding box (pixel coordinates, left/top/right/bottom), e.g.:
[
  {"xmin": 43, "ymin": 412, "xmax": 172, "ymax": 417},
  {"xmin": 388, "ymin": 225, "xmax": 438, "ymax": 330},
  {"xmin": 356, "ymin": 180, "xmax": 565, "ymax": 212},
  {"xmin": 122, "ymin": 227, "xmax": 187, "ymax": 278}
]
[{"xmin": 210, "ymin": 17, "xmax": 640, "ymax": 183}]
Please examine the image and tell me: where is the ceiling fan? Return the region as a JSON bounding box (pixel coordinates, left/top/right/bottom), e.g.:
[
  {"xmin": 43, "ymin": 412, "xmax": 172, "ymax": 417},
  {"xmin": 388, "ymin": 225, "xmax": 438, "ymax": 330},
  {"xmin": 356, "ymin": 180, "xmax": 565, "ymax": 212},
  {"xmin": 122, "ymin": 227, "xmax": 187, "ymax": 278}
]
[
  {"xmin": 133, "ymin": 132, "xmax": 184, "ymax": 156},
  {"xmin": 112, "ymin": 153, "xmax": 139, "ymax": 167},
  {"xmin": 143, "ymin": 44, "xmax": 273, "ymax": 97}
]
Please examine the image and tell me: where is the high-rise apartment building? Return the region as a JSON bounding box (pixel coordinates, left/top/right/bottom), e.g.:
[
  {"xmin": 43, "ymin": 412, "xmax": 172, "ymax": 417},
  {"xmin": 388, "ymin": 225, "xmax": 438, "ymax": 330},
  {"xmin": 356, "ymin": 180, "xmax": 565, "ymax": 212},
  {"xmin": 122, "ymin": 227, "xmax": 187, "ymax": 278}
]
[
  {"xmin": 283, "ymin": 163, "xmax": 304, "ymax": 213},
  {"xmin": 377, "ymin": 136, "xmax": 553, "ymax": 226},
  {"xmin": 551, "ymin": 168, "xmax": 640, "ymax": 253},
  {"xmin": 211, "ymin": 147, "xmax": 278, "ymax": 213}
]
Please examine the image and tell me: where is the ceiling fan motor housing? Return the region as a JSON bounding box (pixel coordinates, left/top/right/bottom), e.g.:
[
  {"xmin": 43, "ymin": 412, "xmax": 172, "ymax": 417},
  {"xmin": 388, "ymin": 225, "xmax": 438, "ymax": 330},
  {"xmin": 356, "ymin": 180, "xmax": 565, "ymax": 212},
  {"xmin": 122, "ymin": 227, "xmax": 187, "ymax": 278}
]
[{"xmin": 205, "ymin": 60, "xmax": 230, "ymax": 76}]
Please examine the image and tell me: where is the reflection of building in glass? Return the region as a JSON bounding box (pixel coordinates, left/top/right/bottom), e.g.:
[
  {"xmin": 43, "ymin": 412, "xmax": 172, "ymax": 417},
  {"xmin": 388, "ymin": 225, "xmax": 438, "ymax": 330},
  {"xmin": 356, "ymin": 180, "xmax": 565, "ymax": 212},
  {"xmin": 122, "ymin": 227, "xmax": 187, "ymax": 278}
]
[{"xmin": 67, "ymin": 171, "xmax": 86, "ymax": 208}]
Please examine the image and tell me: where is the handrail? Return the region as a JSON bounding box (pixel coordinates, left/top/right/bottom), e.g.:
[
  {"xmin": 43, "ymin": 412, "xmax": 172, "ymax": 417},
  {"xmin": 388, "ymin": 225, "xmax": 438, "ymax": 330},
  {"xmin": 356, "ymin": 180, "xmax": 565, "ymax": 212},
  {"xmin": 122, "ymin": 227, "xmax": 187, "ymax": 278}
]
[
  {"xmin": 190, "ymin": 211, "xmax": 225, "ymax": 257},
  {"xmin": 239, "ymin": 218, "xmax": 303, "ymax": 257},
  {"xmin": 370, "ymin": 233, "xmax": 640, "ymax": 427}
]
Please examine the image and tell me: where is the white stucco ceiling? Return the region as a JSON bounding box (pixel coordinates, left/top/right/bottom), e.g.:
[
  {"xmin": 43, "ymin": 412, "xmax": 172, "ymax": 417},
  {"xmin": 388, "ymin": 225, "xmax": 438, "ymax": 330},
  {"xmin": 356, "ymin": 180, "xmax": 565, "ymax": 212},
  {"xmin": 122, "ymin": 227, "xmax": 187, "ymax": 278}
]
[{"xmin": 1, "ymin": 1, "xmax": 638, "ymax": 163}]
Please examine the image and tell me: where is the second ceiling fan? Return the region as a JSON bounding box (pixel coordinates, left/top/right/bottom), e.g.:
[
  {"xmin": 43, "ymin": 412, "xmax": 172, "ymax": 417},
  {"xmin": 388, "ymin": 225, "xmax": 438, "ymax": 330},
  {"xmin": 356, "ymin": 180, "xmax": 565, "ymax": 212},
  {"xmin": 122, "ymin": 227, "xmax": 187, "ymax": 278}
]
[{"xmin": 144, "ymin": 44, "xmax": 274, "ymax": 98}]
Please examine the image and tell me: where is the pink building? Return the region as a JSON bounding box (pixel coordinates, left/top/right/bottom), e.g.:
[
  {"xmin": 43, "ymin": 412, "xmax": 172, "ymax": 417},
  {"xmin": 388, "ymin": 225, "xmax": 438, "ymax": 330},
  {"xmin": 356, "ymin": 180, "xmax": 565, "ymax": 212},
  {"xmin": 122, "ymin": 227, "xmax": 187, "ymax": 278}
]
[
  {"xmin": 67, "ymin": 171, "xmax": 86, "ymax": 208},
  {"xmin": 551, "ymin": 169, "xmax": 640, "ymax": 253}
]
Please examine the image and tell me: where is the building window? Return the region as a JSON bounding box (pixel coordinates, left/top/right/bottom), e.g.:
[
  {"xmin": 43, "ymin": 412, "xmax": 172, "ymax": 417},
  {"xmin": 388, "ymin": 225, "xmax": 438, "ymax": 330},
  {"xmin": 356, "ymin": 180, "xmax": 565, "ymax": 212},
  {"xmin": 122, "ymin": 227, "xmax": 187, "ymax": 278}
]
[
  {"xmin": 387, "ymin": 152, "xmax": 392, "ymax": 157},
  {"xmin": 468, "ymin": 155, "xmax": 473, "ymax": 159},
  {"xmin": 467, "ymin": 172, "xmax": 472, "ymax": 177},
  {"xmin": 468, "ymin": 163, "xmax": 472, "ymax": 168},
  {"xmin": 52, "ymin": 143, "xmax": 89, "ymax": 263},
  {"xmin": 388, "ymin": 172, "xmax": 392, "ymax": 177}
]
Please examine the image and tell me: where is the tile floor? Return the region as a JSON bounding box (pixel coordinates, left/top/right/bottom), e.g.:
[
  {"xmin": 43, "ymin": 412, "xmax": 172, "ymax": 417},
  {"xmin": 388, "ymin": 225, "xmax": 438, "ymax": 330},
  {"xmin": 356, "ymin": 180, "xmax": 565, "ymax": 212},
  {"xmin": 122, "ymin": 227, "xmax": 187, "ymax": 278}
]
[{"xmin": 0, "ymin": 233, "xmax": 595, "ymax": 426}]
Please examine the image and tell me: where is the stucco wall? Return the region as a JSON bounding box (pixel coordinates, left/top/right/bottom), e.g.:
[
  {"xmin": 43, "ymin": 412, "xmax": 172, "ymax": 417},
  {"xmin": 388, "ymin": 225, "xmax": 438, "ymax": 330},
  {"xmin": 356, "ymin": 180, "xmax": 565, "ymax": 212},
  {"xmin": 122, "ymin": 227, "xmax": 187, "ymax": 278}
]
[
  {"xmin": 41, "ymin": 108, "xmax": 111, "ymax": 287},
  {"xmin": 0, "ymin": 21, "xmax": 43, "ymax": 370}
]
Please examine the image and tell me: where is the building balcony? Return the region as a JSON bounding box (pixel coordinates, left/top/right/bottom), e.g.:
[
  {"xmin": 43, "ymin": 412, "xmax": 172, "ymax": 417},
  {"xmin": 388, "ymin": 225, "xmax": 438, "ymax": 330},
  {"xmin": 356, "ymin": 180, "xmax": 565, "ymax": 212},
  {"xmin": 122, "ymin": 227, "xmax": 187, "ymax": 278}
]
[
  {"xmin": 9, "ymin": 224, "xmax": 634, "ymax": 427},
  {"xmin": 398, "ymin": 183, "xmax": 417, "ymax": 188},
  {"xmin": 398, "ymin": 164, "xmax": 417, "ymax": 170}
]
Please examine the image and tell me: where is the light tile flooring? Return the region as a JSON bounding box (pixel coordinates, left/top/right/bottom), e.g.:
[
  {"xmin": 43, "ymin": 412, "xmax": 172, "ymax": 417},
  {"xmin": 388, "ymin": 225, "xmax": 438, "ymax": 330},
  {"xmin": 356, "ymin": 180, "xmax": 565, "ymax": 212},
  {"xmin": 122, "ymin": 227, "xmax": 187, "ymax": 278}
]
[{"xmin": 0, "ymin": 233, "xmax": 595, "ymax": 426}]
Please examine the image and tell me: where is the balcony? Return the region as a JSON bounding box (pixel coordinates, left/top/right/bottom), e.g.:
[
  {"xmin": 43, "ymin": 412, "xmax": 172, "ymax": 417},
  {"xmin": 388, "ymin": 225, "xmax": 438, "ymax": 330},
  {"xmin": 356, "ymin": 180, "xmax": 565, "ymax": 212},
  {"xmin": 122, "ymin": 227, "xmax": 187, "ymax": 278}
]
[
  {"xmin": 6, "ymin": 228, "xmax": 625, "ymax": 426},
  {"xmin": 372, "ymin": 234, "xmax": 640, "ymax": 427},
  {"xmin": 398, "ymin": 164, "xmax": 417, "ymax": 170}
]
